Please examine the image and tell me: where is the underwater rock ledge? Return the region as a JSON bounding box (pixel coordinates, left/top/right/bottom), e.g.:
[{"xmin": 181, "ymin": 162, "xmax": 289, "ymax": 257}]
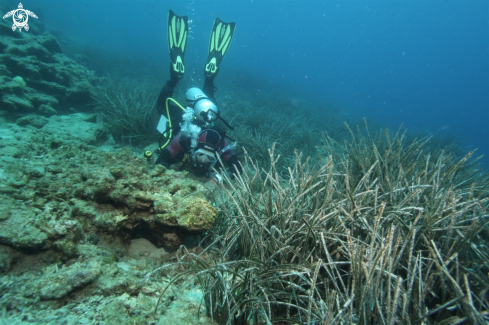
[
  {"xmin": 0, "ymin": 17, "xmax": 97, "ymax": 116},
  {"xmin": 0, "ymin": 113, "xmax": 218, "ymax": 324}
]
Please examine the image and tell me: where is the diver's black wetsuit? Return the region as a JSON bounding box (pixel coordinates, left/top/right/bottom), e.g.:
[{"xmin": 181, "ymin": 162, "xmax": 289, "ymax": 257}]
[
  {"xmin": 155, "ymin": 127, "xmax": 241, "ymax": 178},
  {"xmin": 155, "ymin": 74, "xmax": 242, "ymax": 179}
]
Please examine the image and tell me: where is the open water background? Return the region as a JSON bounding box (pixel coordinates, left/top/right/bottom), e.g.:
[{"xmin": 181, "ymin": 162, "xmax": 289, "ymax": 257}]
[{"xmin": 25, "ymin": 0, "xmax": 489, "ymax": 167}]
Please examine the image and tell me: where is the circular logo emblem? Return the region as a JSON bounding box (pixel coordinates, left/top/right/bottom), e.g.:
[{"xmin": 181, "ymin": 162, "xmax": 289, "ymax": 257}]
[
  {"xmin": 14, "ymin": 9, "xmax": 28, "ymax": 28},
  {"xmin": 2, "ymin": 3, "xmax": 38, "ymax": 32}
]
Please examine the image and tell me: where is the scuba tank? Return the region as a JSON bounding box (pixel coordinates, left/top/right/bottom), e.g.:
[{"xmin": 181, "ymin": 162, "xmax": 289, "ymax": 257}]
[{"xmin": 156, "ymin": 88, "xmax": 235, "ymax": 151}]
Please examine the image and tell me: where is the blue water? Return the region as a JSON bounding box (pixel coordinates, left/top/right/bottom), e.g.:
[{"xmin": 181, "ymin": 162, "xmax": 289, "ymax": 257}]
[{"xmin": 33, "ymin": 0, "xmax": 489, "ymax": 167}]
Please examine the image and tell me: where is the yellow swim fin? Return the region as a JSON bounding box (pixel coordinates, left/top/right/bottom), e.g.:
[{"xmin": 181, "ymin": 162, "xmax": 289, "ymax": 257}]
[
  {"xmin": 167, "ymin": 10, "xmax": 188, "ymax": 79},
  {"xmin": 204, "ymin": 18, "xmax": 236, "ymax": 78}
]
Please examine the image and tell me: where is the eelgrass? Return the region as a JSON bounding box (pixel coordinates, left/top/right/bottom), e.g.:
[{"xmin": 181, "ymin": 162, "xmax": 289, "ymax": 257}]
[
  {"xmin": 148, "ymin": 124, "xmax": 489, "ymax": 324},
  {"xmin": 92, "ymin": 75, "xmax": 160, "ymax": 147},
  {"xmin": 223, "ymin": 99, "xmax": 320, "ymax": 174}
]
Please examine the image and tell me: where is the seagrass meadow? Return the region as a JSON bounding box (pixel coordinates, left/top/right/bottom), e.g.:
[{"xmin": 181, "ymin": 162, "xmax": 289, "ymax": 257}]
[
  {"xmin": 0, "ymin": 13, "xmax": 487, "ymax": 324},
  {"xmin": 147, "ymin": 122, "xmax": 489, "ymax": 324}
]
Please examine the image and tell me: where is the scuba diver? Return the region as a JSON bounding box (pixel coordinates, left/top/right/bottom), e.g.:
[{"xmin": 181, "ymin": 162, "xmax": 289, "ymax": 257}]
[{"xmin": 154, "ymin": 10, "xmax": 241, "ymax": 191}]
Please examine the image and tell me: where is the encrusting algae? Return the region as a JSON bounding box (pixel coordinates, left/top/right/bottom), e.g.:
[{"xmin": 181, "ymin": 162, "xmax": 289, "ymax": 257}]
[{"xmin": 0, "ymin": 114, "xmax": 218, "ymax": 324}]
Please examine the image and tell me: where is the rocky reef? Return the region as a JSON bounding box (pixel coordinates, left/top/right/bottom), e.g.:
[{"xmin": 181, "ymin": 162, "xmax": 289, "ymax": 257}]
[
  {"xmin": 0, "ymin": 5, "xmax": 221, "ymax": 323},
  {"xmin": 0, "ymin": 113, "xmax": 218, "ymax": 324},
  {"xmin": 0, "ymin": 13, "xmax": 97, "ymax": 116}
]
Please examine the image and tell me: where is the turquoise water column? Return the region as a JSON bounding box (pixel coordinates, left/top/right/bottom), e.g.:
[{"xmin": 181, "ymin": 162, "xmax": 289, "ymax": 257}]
[{"xmin": 186, "ymin": 0, "xmax": 199, "ymax": 86}]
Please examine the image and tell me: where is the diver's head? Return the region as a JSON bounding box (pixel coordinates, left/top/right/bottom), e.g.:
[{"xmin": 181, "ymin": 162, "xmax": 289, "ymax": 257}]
[{"xmin": 185, "ymin": 87, "xmax": 218, "ymax": 124}]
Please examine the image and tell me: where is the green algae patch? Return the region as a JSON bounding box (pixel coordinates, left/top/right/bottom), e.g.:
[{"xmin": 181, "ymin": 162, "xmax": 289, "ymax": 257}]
[
  {"xmin": 0, "ymin": 205, "xmax": 10, "ymax": 220},
  {"xmin": 25, "ymin": 261, "xmax": 101, "ymax": 300},
  {"xmin": 0, "ymin": 123, "xmax": 217, "ymax": 255},
  {"xmin": 0, "ymin": 28, "xmax": 97, "ymax": 114},
  {"xmin": 0, "ymin": 205, "xmax": 49, "ymax": 250},
  {"xmin": 0, "ymin": 115, "xmax": 221, "ymax": 324}
]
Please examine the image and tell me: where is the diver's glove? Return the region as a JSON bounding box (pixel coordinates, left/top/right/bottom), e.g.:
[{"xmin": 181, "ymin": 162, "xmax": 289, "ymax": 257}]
[
  {"xmin": 204, "ymin": 174, "xmax": 223, "ymax": 190},
  {"xmin": 203, "ymin": 179, "xmax": 218, "ymax": 191},
  {"xmin": 203, "ymin": 174, "xmax": 223, "ymax": 199}
]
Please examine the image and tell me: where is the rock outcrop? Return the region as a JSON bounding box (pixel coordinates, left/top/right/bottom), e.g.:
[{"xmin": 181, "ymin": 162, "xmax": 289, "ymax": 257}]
[{"xmin": 0, "ymin": 18, "xmax": 97, "ymax": 115}]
